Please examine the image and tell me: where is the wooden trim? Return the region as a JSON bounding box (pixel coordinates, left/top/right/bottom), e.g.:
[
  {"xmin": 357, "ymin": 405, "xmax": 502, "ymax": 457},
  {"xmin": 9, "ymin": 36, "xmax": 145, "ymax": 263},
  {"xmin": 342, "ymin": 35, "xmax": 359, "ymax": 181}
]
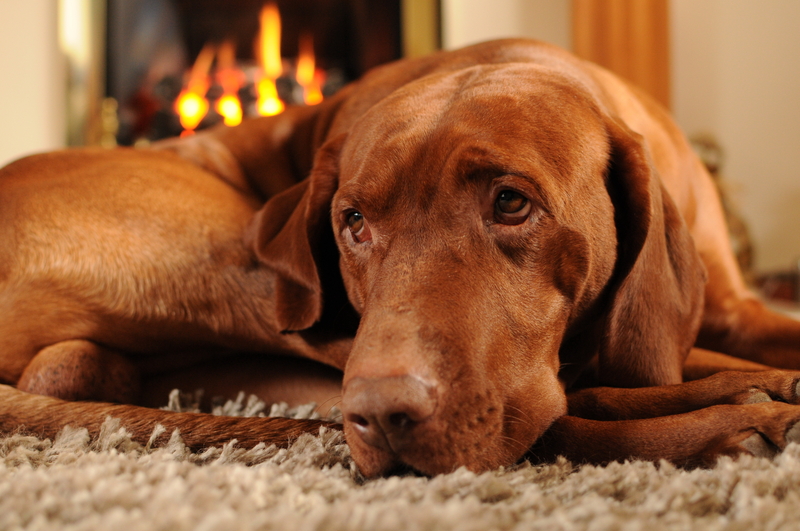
[
  {"xmin": 572, "ymin": 0, "xmax": 670, "ymax": 109},
  {"xmin": 402, "ymin": 0, "xmax": 441, "ymax": 58},
  {"xmin": 60, "ymin": 0, "xmax": 107, "ymax": 146}
]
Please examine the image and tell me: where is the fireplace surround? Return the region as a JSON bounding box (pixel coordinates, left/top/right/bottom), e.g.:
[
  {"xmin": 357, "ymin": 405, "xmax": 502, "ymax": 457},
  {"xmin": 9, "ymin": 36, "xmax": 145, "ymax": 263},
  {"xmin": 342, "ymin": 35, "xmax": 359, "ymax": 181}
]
[{"xmin": 62, "ymin": 0, "xmax": 440, "ymax": 146}]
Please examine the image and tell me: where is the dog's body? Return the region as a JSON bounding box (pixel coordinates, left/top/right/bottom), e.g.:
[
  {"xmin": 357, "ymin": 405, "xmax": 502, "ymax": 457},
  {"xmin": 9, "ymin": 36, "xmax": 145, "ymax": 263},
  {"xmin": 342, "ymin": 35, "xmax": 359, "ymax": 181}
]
[{"xmin": 2, "ymin": 39, "xmax": 800, "ymax": 476}]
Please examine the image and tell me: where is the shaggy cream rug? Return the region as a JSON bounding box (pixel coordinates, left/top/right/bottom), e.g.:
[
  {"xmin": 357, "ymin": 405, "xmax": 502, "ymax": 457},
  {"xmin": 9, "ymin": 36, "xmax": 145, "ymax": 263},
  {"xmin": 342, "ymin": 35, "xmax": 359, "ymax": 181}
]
[{"xmin": 3, "ymin": 391, "xmax": 800, "ymax": 531}]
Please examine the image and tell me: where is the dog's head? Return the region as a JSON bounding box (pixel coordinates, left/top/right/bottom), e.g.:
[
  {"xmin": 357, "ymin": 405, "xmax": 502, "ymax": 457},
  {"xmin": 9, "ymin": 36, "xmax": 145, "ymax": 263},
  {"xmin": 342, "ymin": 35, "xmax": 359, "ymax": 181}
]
[{"xmin": 251, "ymin": 63, "xmax": 705, "ymax": 476}]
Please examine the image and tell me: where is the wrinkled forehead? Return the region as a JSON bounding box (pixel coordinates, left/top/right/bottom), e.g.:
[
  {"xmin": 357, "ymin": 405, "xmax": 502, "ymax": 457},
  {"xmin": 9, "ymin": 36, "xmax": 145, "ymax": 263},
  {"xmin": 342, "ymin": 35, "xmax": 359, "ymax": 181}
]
[{"xmin": 337, "ymin": 63, "xmax": 610, "ymax": 196}]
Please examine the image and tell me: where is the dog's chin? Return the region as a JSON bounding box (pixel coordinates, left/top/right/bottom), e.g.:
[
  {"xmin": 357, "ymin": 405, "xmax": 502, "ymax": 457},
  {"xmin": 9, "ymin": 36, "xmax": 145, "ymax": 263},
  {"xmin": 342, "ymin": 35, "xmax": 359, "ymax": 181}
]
[{"xmin": 344, "ymin": 423, "xmax": 530, "ymax": 478}]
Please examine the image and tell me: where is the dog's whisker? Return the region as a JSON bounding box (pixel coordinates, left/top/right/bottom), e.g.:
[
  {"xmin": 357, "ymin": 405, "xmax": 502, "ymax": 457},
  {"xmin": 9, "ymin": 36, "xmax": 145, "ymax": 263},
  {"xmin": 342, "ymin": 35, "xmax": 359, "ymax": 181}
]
[
  {"xmin": 503, "ymin": 404, "xmax": 539, "ymax": 430},
  {"xmin": 317, "ymin": 397, "xmax": 344, "ymax": 420}
]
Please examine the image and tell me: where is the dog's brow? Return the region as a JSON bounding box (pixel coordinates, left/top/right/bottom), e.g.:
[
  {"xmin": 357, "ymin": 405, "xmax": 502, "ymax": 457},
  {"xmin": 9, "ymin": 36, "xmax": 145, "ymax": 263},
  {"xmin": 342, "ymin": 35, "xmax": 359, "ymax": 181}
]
[
  {"xmin": 335, "ymin": 189, "xmax": 363, "ymax": 210},
  {"xmin": 445, "ymin": 146, "xmax": 509, "ymax": 183},
  {"xmin": 448, "ymin": 145, "xmax": 553, "ymax": 210}
]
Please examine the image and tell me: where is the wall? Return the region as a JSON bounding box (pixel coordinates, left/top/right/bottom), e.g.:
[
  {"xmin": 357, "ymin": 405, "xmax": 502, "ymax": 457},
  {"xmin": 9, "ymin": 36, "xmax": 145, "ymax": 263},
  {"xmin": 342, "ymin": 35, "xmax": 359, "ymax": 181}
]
[
  {"xmin": 671, "ymin": 0, "xmax": 800, "ymax": 272},
  {"xmin": 0, "ymin": 0, "xmax": 65, "ymax": 167},
  {"xmin": 442, "ymin": 0, "xmax": 571, "ymax": 50}
]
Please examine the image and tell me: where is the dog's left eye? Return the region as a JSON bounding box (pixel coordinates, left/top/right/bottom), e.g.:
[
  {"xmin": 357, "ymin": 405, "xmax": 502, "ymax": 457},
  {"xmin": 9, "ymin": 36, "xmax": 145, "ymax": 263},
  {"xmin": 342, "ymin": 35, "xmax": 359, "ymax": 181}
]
[
  {"xmin": 346, "ymin": 211, "xmax": 371, "ymax": 243},
  {"xmin": 494, "ymin": 190, "xmax": 531, "ymax": 224},
  {"xmin": 347, "ymin": 211, "xmax": 364, "ymax": 232}
]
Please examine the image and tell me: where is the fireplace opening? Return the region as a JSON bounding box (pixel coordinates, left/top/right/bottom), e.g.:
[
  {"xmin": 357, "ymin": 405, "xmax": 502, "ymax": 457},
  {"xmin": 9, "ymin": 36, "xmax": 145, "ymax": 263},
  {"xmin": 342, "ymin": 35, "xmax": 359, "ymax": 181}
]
[{"xmin": 106, "ymin": 0, "xmax": 423, "ymax": 145}]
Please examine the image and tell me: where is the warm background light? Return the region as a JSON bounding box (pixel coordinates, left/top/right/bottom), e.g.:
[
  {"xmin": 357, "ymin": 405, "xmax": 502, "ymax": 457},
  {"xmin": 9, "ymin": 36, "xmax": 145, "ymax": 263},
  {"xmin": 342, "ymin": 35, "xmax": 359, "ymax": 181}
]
[
  {"xmin": 259, "ymin": 2, "xmax": 282, "ymax": 79},
  {"xmin": 296, "ymin": 34, "xmax": 324, "ymax": 105},
  {"xmin": 256, "ymin": 2, "xmax": 285, "ymax": 116},
  {"xmin": 175, "ymin": 43, "xmax": 215, "ymax": 133},
  {"xmin": 215, "ymin": 41, "xmax": 243, "ymax": 126},
  {"xmin": 256, "ymin": 79, "xmax": 284, "ymax": 116}
]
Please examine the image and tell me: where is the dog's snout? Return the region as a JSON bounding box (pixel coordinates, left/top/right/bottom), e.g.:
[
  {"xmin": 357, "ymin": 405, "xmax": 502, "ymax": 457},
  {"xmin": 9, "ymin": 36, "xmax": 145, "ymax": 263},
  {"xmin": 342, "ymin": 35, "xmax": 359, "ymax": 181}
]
[{"xmin": 343, "ymin": 375, "xmax": 438, "ymax": 453}]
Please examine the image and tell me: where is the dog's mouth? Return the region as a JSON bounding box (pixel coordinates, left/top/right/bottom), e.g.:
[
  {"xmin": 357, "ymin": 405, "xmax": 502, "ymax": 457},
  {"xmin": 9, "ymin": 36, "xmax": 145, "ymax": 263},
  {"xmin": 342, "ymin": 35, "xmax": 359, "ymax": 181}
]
[
  {"xmin": 343, "ymin": 416, "xmax": 508, "ymax": 477},
  {"xmin": 337, "ymin": 297, "xmax": 568, "ymax": 476},
  {"xmin": 339, "ymin": 353, "xmax": 569, "ymax": 477},
  {"xmin": 341, "ymin": 380, "xmax": 546, "ymax": 477}
]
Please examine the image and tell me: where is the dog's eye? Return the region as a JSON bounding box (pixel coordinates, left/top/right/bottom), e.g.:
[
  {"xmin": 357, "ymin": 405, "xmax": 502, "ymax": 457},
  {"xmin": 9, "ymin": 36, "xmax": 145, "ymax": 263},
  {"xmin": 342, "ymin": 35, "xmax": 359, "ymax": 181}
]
[
  {"xmin": 347, "ymin": 211, "xmax": 364, "ymax": 233},
  {"xmin": 494, "ymin": 190, "xmax": 531, "ymax": 224},
  {"xmin": 496, "ymin": 190, "xmax": 527, "ymax": 213},
  {"xmin": 346, "ymin": 211, "xmax": 371, "ymax": 243}
]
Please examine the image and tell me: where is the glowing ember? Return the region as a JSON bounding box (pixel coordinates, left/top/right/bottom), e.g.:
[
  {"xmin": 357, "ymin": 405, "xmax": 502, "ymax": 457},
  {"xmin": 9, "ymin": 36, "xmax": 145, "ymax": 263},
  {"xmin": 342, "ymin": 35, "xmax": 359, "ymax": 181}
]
[
  {"xmin": 256, "ymin": 79, "xmax": 284, "ymax": 116},
  {"xmin": 176, "ymin": 92, "xmax": 208, "ymax": 131},
  {"xmin": 216, "ymin": 94, "xmax": 242, "ymax": 126},
  {"xmin": 175, "ymin": 43, "xmax": 215, "ymax": 134},
  {"xmin": 256, "ymin": 2, "xmax": 284, "ymax": 116},
  {"xmin": 171, "ymin": 1, "xmax": 331, "ymax": 134},
  {"xmin": 296, "ymin": 34, "xmax": 324, "ymax": 105},
  {"xmin": 215, "ymin": 41, "xmax": 244, "ymax": 126}
]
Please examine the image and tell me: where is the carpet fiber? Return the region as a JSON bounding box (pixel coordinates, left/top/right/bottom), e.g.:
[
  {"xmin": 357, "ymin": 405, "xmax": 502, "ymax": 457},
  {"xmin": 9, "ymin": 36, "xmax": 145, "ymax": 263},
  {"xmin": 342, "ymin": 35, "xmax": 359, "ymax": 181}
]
[{"xmin": 3, "ymin": 392, "xmax": 800, "ymax": 530}]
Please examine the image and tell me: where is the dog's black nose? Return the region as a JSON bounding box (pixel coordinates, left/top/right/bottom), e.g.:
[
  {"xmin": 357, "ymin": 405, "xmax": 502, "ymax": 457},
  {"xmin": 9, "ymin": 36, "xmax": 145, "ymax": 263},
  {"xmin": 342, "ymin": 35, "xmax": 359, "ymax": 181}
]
[{"xmin": 343, "ymin": 375, "xmax": 438, "ymax": 453}]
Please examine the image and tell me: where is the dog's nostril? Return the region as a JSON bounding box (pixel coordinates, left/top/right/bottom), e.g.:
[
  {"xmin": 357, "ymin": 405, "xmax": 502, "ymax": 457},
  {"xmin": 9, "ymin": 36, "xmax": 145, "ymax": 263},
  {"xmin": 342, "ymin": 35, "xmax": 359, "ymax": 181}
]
[
  {"xmin": 347, "ymin": 413, "xmax": 370, "ymax": 427},
  {"xmin": 388, "ymin": 412, "xmax": 414, "ymax": 430},
  {"xmin": 343, "ymin": 375, "xmax": 438, "ymax": 451}
]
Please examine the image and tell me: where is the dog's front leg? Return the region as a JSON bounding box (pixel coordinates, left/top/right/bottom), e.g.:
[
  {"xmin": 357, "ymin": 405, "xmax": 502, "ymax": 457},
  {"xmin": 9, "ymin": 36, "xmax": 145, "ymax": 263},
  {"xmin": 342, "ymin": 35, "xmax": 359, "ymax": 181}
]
[
  {"xmin": 566, "ymin": 369, "xmax": 800, "ymax": 421},
  {"xmin": 530, "ymin": 401, "xmax": 800, "ymax": 467},
  {"xmin": 531, "ymin": 369, "xmax": 800, "ymax": 467},
  {"xmin": 0, "ymin": 384, "xmax": 336, "ymax": 450}
]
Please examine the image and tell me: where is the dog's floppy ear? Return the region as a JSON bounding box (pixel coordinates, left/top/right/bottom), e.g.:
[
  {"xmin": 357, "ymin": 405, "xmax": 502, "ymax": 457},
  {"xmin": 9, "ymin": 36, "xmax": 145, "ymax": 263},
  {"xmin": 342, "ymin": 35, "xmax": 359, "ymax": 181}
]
[
  {"xmin": 246, "ymin": 135, "xmax": 345, "ymax": 332},
  {"xmin": 597, "ymin": 119, "xmax": 707, "ymax": 387}
]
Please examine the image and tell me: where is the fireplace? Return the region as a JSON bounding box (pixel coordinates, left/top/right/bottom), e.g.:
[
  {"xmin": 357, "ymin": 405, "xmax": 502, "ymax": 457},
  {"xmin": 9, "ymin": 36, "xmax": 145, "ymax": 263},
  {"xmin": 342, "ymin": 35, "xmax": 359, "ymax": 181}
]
[{"xmin": 63, "ymin": 0, "xmax": 440, "ymax": 147}]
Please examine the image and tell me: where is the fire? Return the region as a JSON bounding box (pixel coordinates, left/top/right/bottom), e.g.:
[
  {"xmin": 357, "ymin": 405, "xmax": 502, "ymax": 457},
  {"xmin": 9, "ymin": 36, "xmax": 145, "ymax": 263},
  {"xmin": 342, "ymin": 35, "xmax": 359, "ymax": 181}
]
[
  {"xmin": 256, "ymin": 79, "xmax": 284, "ymax": 116},
  {"xmin": 256, "ymin": 2, "xmax": 284, "ymax": 116},
  {"xmin": 215, "ymin": 41, "xmax": 243, "ymax": 126},
  {"xmin": 217, "ymin": 94, "xmax": 243, "ymax": 126},
  {"xmin": 172, "ymin": 1, "xmax": 328, "ymax": 135},
  {"xmin": 259, "ymin": 2, "xmax": 282, "ymax": 79},
  {"xmin": 176, "ymin": 93, "xmax": 208, "ymax": 132},
  {"xmin": 296, "ymin": 34, "xmax": 324, "ymax": 105},
  {"xmin": 175, "ymin": 43, "xmax": 215, "ymax": 135}
]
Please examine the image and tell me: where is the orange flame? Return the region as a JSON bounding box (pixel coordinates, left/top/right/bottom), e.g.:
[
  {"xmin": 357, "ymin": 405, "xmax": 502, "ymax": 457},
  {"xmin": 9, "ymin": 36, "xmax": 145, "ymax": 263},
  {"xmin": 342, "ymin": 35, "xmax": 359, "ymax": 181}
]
[
  {"xmin": 176, "ymin": 43, "xmax": 215, "ymax": 134},
  {"xmin": 257, "ymin": 2, "xmax": 284, "ymax": 116},
  {"xmin": 215, "ymin": 41, "xmax": 243, "ymax": 126},
  {"xmin": 296, "ymin": 33, "xmax": 324, "ymax": 105},
  {"xmin": 217, "ymin": 94, "xmax": 243, "ymax": 126}
]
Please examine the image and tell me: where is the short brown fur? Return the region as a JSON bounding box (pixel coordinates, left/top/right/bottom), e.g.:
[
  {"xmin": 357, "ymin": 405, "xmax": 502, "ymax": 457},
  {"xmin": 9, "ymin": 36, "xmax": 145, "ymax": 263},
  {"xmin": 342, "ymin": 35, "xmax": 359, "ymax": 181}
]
[{"xmin": 1, "ymin": 40, "xmax": 800, "ymax": 476}]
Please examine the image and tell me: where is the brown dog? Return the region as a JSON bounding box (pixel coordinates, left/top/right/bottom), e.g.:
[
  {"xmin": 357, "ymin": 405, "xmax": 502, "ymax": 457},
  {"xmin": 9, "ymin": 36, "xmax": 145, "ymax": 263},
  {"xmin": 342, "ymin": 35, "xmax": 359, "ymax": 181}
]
[{"xmin": 2, "ymin": 39, "xmax": 800, "ymax": 477}]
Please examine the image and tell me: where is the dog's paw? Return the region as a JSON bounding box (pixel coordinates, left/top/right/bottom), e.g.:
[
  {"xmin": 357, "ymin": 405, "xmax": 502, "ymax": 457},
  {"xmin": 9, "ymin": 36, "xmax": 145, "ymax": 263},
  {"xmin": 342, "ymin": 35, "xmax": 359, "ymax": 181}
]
[
  {"xmin": 726, "ymin": 370, "xmax": 800, "ymax": 406},
  {"xmin": 739, "ymin": 402, "xmax": 800, "ymax": 457},
  {"xmin": 741, "ymin": 389, "xmax": 773, "ymax": 404},
  {"xmin": 739, "ymin": 432, "xmax": 779, "ymax": 458},
  {"xmin": 784, "ymin": 418, "xmax": 800, "ymax": 445}
]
